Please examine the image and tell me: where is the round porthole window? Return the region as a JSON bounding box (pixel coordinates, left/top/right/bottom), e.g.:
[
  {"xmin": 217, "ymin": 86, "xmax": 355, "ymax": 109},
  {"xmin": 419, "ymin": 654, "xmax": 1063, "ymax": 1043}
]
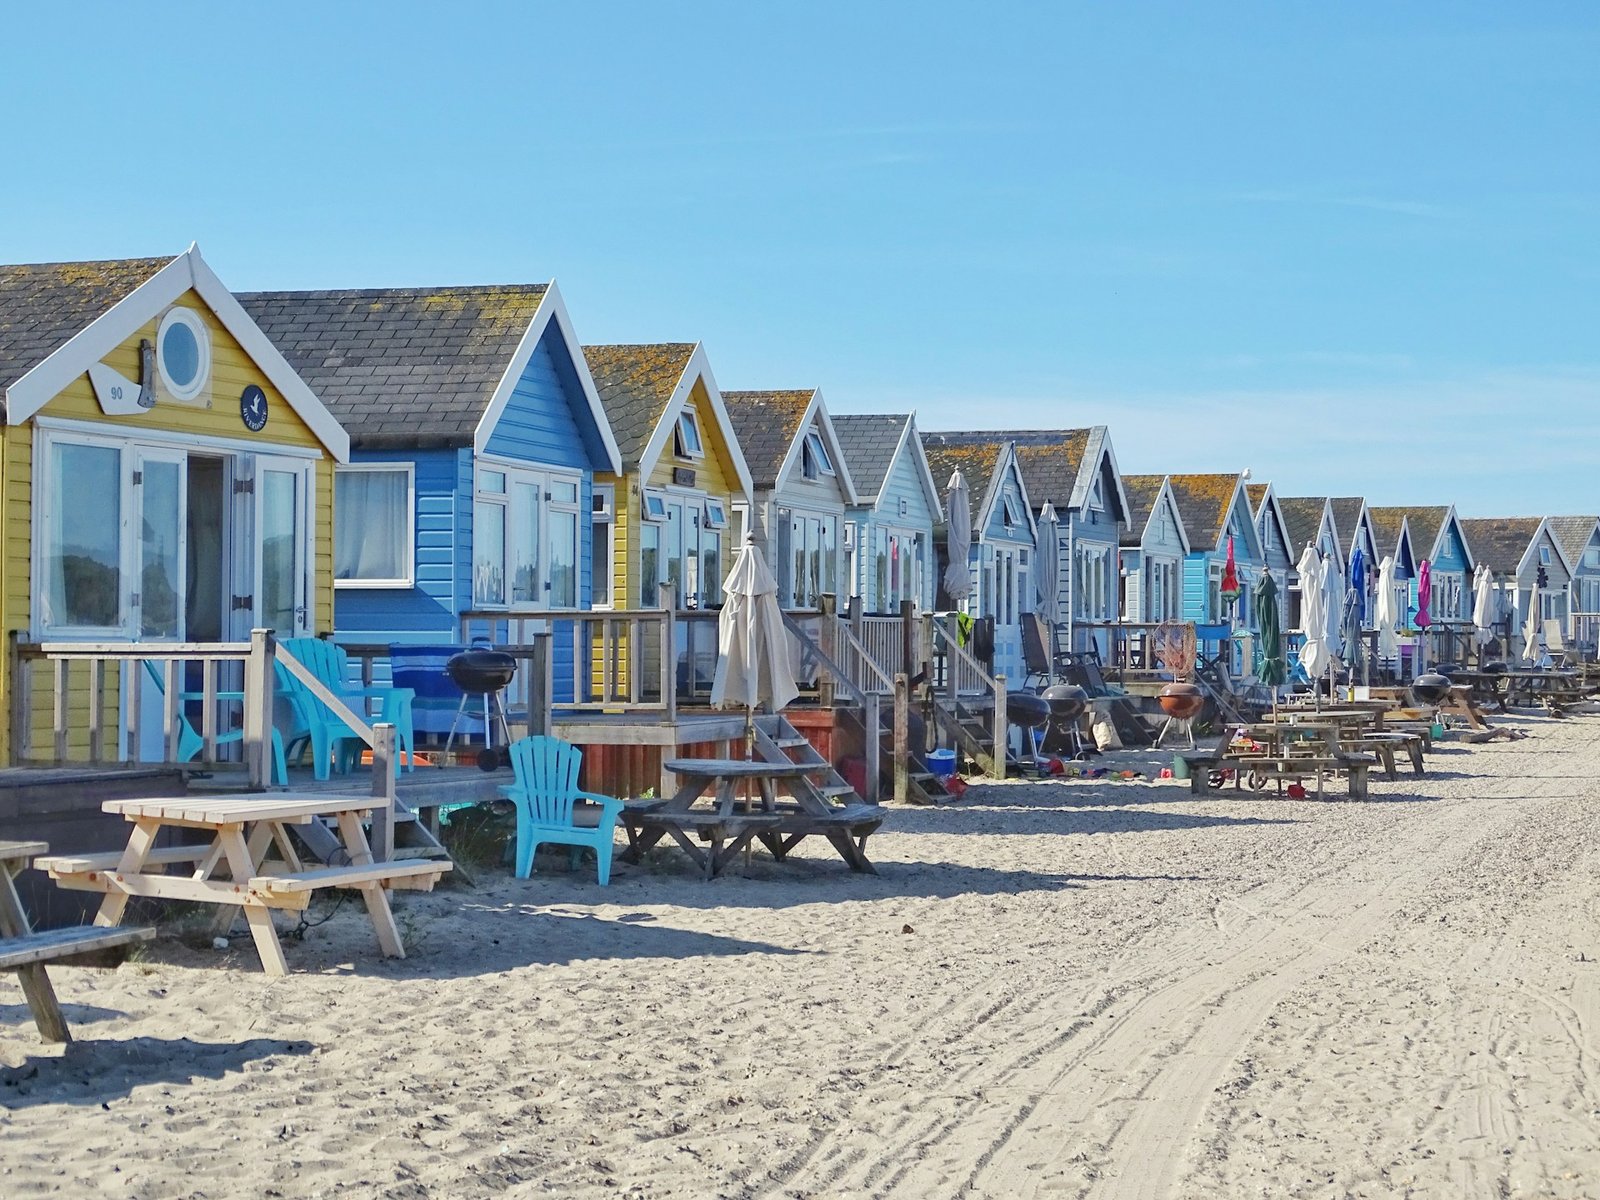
[{"xmin": 156, "ymin": 307, "xmax": 211, "ymax": 403}]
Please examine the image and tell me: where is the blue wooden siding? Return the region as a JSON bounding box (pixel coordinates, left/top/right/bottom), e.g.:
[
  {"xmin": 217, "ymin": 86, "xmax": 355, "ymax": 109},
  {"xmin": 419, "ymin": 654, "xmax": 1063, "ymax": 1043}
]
[
  {"xmin": 1432, "ymin": 522, "xmax": 1468, "ymax": 572},
  {"xmin": 483, "ymin": 330, "xmax": 610, "ymax": 471},
  {"xmin": 1182, "ymin": 555, "xmax": 1209, "ymax": 621},
  {"xmin": 334, "ymin": 447, "xmax": 460, "ymax": 640},
  {"xmin": 981, "ymin": 462, "xmax": 1034, "ymax": 547}
]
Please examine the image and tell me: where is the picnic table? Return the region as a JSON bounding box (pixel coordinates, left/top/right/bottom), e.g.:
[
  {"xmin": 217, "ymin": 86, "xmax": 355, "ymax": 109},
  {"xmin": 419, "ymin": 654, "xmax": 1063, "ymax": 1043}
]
[
  {"xmin": 621, "ymin": 757, "xmax": 881, "ymax": 879},
  {"xmin": 2, "ymin": 841, "xmax": 154, "ymax": 1042},
  {"xmin": 35, "ymin": 795, "xmax": 450, "ymax": 977},
  {"xmin": 1192, "ymin": 720, "xmax": 1377, "ymax": 800}
]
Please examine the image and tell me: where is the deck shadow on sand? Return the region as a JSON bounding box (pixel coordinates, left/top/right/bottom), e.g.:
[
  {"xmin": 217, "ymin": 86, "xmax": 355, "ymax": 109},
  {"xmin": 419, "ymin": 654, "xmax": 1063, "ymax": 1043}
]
[
  {"xmin": 0, "ymin": 1000, "xmax": 125, "ymax": 1029},
  {"xmin": 0, "ymin": 1035, "xmax": 311, "ymax": 1110},
  {"xmin": 883, "ymin": 801, "xmax": 1300, "ymax": 837}
]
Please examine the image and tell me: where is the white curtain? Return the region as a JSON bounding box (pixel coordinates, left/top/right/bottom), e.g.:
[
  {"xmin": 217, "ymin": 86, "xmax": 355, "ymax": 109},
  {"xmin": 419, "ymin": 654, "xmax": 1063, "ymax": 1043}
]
[{"xmin": 335, "ymin": 470, "xmax": 407, "ymax": 581}]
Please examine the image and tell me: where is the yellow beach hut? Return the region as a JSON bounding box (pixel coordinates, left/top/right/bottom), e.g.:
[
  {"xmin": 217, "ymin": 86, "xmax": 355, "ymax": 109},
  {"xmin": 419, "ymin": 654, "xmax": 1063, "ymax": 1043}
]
[{"xmin": 0, "ymin": 246, "xmax": 349, "ymax": 765}]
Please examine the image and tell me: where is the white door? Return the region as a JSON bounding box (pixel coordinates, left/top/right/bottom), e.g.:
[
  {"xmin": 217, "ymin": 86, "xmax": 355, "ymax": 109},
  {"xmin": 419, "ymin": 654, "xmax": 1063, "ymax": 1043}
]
[
  {"xmin": 131, "ymin": 448, "xmax": 188, "ymax": 759},
  {"xmin": 255, "ymin": 456, "xmax": 314, "ymax": 638}
]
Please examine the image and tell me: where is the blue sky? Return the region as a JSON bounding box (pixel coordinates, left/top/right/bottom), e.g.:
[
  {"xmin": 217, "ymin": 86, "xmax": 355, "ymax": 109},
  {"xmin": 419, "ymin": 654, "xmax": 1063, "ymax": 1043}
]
[{"xmin": 5, "ymin": 3, "xmax": 1597, "ymax": 514}]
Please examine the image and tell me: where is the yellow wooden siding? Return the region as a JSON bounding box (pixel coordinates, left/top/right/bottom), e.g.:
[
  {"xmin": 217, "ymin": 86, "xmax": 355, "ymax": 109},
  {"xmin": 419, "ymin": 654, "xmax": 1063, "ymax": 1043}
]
[
  {"xmin": 0, "ymin": 288, "xmax": 340, "ymax": 763},
  {"xmin": 643, "ymin": 378, "xmax": 741, "ymax": 595}
]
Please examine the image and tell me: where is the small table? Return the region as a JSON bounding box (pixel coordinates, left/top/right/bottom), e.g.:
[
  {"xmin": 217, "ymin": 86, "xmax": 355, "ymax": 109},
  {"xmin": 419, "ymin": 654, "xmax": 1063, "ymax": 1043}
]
[
  {"xmin": 36, "ymin": 796, "xmax": 450, "ymax": 977},
  {"xmin": 1, "ymin": 841, "xmax": 153, "ymax": 1042},
  {"xmin": 622, "ymin": 758, "xmax": 880, "ymax": 878}
]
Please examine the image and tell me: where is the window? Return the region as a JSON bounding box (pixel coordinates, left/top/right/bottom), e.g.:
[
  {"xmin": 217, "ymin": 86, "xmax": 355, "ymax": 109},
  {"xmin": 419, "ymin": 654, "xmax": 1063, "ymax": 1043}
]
[
  {"xmin": 704, "ymin": 499, "xmax": 727, "ymax": 530},
  {"xmin": 591, "ymin": 485, "xmax": 614, "ymax": 607},
  {"xmin": 1539, "ymin": 545, "xmax": 1552, "ymax": 566},
  {"xmin": 1089, "ymin": 478, "xmax": 1104, "ymax": 511},
  {"xmin": 473, "ymin": 463, "xmax": 582, "ymax": 609},
  {"xmin": 776, "ymin": 506, "xmax": 838, "ymax": 608},
  {"xmin": 801, "ymin": 430, "xmax": 834, "ymax": 479},
  {"xmin": 42, "ymin": 441, "xmax": 123, "ymax": 630},
  {"xmin": 156, "ymin": 307, "xmax": 211, "ymax": 403},
  {"xmin": 674, "ymin": 410, "xmax": 704, "ymax": 459},
  {"xmin": 1208, "ymin": 563, "xmax": 1224, "ymax": 622},
  {"xmin": 642, "ymin": 490, "xmax": 667, "ymax": 521},
  {"xmin": 1001, "ymin": 489, "xmax": 1025, "ymax": 532},
  {"xmin": 335, "ymin": 465, "xmax": 413, "ymax": 587},
  {"xmin": 640, "ymin": 522, "xmax": 662, "ymax": 607}
]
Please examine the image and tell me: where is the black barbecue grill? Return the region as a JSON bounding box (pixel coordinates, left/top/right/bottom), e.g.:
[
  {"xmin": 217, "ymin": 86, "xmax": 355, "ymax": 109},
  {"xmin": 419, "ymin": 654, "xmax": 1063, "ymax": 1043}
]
[{"xmin": 443, "ymin": 646, "xmax": 517, "ymax": 770}]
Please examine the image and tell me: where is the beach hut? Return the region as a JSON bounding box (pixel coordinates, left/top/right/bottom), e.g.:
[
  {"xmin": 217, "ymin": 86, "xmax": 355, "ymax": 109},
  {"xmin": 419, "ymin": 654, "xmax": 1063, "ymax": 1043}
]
[
  {"xmin": 832, "ymin": 414, "xmax": 941, "ymax": 615},
  {"xmin": 1458, "ymin": 518, "xmax": 1574, "ymax": 660},
  {"xmin": 1547, "ymin": 516, "xmax": 1600, "ymax": 650},
  {"xmin": 583, "ymin": 345, "xmax": 752, "ymax": 618},
  {"xmin": 1246, "ymin": 482, "xmax": 1295, "ymax": 630},
  {"xmin": 0, "ymin": 246, "xmax": 349, "ymax": 764},
  {"xmin": 241, "ymin": 282, "xmax": 621, "ymax": 674},
  {"xmin": 1165, "ymin": 474, "xmax": 1265, "ymax": 676},
  {"xmin": 920, "ymin": 436, "xmax": 1037, "ymax": 683},
  {"xmin": 1118, "ymin": 475, "xmax": 1190, "ymax": 624},
  {"xmin": 723, "ymin": 390, "xmax": 859, "ymax": 612},
  {"xmin": 1365, "ymin": 508, "xmax": 1420, "ymax": 630},
  {"xmin": 1276, "ymin": 497, "xmax": 1341, "ymax": 629}
]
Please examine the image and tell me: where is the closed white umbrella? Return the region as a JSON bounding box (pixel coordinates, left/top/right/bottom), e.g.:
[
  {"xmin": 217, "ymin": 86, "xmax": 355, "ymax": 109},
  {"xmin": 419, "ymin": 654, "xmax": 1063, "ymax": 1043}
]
[
  {"xmin": 1296, "ymin": 545, "xmax": 1329, "ymax": 680},
  {"xmin": 1471, "ymin": 564, "xmax": 1496, "ymax": 647},
  {"xmin": 943, "ymin": 470, "xmax": 973, "ymax": 604},
  {"xmin": 1376, "ymin": 556, "xmax": 1401, "ymax": 661},
  {"xmin": 711, "ymin": 536, "xmax": 800, "ymax": 717},
  {"xmin": 1522, "ymin": 587, "xmax": 1543, "ymax": 665},
  {"xmin": 1322, "ymin": 549, "xmax": 1346, "ymax": 667},
  {"xmin": 1035, "ymin": 502, "xmax": 1060, "ymax": 626}
]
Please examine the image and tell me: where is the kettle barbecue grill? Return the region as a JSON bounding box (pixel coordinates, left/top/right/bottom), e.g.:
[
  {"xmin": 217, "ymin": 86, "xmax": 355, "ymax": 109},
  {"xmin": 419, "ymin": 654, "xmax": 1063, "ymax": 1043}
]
[{"xmin": 443, "ymin": 646, "xmax": 517, "ymax": 770}]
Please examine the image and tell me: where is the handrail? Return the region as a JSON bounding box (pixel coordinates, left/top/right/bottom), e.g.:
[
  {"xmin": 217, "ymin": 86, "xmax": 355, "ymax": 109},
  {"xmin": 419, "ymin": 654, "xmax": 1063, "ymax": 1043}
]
[
  {"xmin": 927, "ymin": 615, "xmax": 1006, "ymax": 780},
  {"xmin": 780, "ymin": 611, "xmax": 889, "ymax": 802}
]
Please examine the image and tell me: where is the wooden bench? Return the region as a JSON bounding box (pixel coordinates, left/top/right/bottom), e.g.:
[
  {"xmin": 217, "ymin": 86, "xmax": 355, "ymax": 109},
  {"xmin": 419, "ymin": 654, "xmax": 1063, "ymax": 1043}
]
[
  {"xmin": 2, "ymin": 840, "xmax": 154, "ymax": 1043},
  {"xmin": 1232, "ymin": 751, "xmax": 1378, "ymax": 800},
  {"xmin": 1343, "ymin": 732, "xmax": 1425, "ymax": 779},
  {"xmin": 1179, "ymin": 751, "xmax": 1224, "ymax": 795}
]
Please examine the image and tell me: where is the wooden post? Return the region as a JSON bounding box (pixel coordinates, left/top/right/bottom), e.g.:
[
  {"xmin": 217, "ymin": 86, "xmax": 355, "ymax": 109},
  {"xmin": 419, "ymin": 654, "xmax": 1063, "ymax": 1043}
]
[
  {"xmin": 992, "ymin": 673, "xmax": 1007, "ymax": 781},
  {"xmin": 944, "ymin": 614, "xmax": 961, "ymax": 706},
  {"xmin": 663, "ymin": 607, "xmax": 678, "ymax": 722},
  {"xmin": 87, "ymin": 658, "xmax": 105, "ymax": 763},
  {"xmin": 863, "ymin": 691, "xmax": 881, "ymax": 804},
  {"xmin": 531, "ymin": 634, "xmax": 554, "ymax": 738},
  {"xmin": 244, "ymin": 629, "xmax": 276, "ymax": 791},
  {"xmin": 817, "ymin": 594, "xmax": 837, "ymax": 708},
  {"xmin": 900, "ymin": 599, "xmax": 915, "ymax": 681},
  {"xmin": 892, "ymin": 672, "xmax": 910, "ymax": 805},
  {"xmin": 370, "ymin": 722, "xmax": 397, "ymax": 863},
  {"xmin": 52, "ymin": 658, "xmax": 67, "ymax": 766},
  {"xmin": 8, "ymin": 633, "xmax": 27, "ymax": 766},
  {"xmin": 163, "ymin": 659, "xmax": 183, "ymax": 764}
]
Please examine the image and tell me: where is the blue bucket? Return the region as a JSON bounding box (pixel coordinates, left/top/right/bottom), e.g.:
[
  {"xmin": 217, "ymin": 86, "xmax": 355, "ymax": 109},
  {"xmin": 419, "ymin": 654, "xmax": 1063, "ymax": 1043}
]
[{"xmin": 927, "ymin": 748, "xmax": 957, "ymax": 781}]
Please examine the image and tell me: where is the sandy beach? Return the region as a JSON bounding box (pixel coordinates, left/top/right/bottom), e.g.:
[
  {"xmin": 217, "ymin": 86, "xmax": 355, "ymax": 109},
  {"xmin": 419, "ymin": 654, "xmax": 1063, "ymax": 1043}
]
[{"xmin": 6, "ymin": 713, "xmax": 1600, "ymax": 1199}]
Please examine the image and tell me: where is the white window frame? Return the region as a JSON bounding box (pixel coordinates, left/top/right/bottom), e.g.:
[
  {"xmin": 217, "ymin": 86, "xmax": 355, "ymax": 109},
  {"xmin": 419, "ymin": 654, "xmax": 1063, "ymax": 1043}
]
[
  {"xmin": 802, "ymin": 430, "xmax": 835, "ymax": 479},
  {"xmin": 155, "ymin": 306, "xmax": 212, "ymax": 404},
  {"xmin": 34, "ymin": 431, "xmax": 132, "ymax": 638},
  {"xmin": 472, "ymin": 457, "xmax": 584, "ymax": 610},
  {"xmin": 333, "ymin": 462, "xmax": 416, "ymax": 589},
  {"xmin": 674, "ymin": 409, "xmax": 705, "ymax": 460},
  {"xmin": 591, "ymin": 483, "xmax": 615, "ymax": 609},
  {"xmin": 704, "ymin": 498, "xmax": 728, "ymax": 530},
  {"xmin": 1001, "ymin": 490, "xmax": 1024, "ymax": 531},
  {"xmin": 641, "ymin": 489, "xmax": 668, "ymax": 522}
]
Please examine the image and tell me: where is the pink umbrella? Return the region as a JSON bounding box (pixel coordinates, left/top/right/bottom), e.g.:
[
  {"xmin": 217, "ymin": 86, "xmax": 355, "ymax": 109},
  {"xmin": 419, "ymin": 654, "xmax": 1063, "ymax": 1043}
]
[{"xmin": 1416, "ymin": 560, "xmax": 1432, "ymax": 629}]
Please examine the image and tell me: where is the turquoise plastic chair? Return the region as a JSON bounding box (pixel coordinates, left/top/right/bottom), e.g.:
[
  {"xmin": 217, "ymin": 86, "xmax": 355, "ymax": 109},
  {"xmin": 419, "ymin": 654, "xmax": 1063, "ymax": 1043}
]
[
  {"xmin": 501, "ymin": 736, "xmax": 624, "ymax": 884},
  {"xmin": 275, "ymin": 637, "xmax": 414, "ymax": 781},
  {"xmin": 141, "ymin": 662, "xmax": 288, "ymax": 786}
]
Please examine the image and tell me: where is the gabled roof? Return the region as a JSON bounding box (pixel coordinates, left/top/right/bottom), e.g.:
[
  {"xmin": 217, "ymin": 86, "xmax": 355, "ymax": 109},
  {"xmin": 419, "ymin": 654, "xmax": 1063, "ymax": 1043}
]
[
  {"xmin": 1545, "ymin": 516, "xmax": 1600, "ymax": 566},
  {"xmin": 0, "ymin": 256, "xmax": 175, "ymax": 393},
  {"xmin": 921, "ymin": 436, "xmax": 1013, "ymax": 530},
  {"xmin": 1246, "ymin": 481, "xmax": 1294, "ymax": 563},
  {"xmin": 1367, "ymin": 505, "xmax": 1470, "ymax": 568},
  {"xmin": 243, "ymin": 282, "xmax": 621, "ymax": 468},
  {"xmin": 1119, "ymin": 474, "xmax": 1190, "ymax": 553},
  {"xmin": 1245, "ymin": 482, "xmax": 1269, "ymax": 514},
  {"xmin": 928, "ymin": 426, "xmax": 1128, "ymax": 521},
  {"xmin": 3, "ymin": 245, "xmax": 348, "ymax": 460},
  {"xmin": 832, "ymin": 413, "xmax": 941, "ymax": 520},
  {"xmin": 1365, "ymin": 507, "xmax": 1413, "ymax": 560},
  {"xmin": 1278, "ymin": 497, "xmax": 1332, "ymax": 555},
  {"xmin": 584, "ymin": 343, "xmax": 699, "ymax": 467},
  {"xmin": 722, "ymin": 388, "xmax": 858, "ymax": 503},
  {"xmin": 1329, "ymin": 497, "xmax": 1366, "ymax": 551},
  {"xmin": 1458, "ymin": 517, "xmax": 1564, "ymax": 577},
  {"xmin": 1165, "ymin": 473, "xmax": 1247, "ymax": 551}
]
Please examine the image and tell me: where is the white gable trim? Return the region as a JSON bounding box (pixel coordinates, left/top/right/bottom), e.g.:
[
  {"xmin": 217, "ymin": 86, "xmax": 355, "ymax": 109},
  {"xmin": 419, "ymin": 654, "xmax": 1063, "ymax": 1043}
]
[
  {"xmin": 4, "ymin": 245, "xmax": 350, "ymax": 461},
  {"xmin": 636, "ymin": 344, "xmax": 755, "ymax": 503},
  {"xmin": 1217, "ymin": 480, "xmax": 1264, "ymax": 561},
  {"xmin": 770, "ymin": 388, "xmax": 862, "ymax": 506},
  {"xmin": 977, "ymin": 444, "xmax": 1037, "ymax": 543},
  {"xmin": 1071, "ymin": 428, "xmax": 1131, "ymax": 524},
  {"xmin": 1144, "ymin": 477, "xmax": 1192, "ymax": 556},
  {"xmin": 473, "ymin": 279, "xmax": 622, "ymax": 474},
  {"xmin": 896, "ymin": 414, "xmax": 943, "ymax": 523},
  {"xmin": 1518, "ymin": 519, "xmax": 1575, "ymax": 579},
  {"xmin": 1255, "ymin": 485, "xmax": 1294, "ymax": 564}
]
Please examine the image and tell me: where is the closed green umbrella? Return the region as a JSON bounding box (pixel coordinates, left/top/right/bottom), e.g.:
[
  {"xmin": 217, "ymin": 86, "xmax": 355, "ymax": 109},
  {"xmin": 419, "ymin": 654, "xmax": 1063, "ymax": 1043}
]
[{"xmin": 1255, "ymin": 572, "xmax": 1286, "ymax": 687}]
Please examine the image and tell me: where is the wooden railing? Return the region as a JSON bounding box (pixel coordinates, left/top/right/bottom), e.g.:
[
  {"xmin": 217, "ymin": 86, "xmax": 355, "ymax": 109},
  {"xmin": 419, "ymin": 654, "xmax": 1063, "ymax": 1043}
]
[{"xmin": 926, "ymin": 614, "xmax": 1006, "ymax": 780}]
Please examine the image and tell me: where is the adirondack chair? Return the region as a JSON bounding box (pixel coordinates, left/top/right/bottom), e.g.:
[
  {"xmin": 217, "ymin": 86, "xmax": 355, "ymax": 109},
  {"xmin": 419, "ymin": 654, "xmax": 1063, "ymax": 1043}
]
[
  {"xmin": 275, "ymin": 637, "xmax": 414, "ymax": 781},
  {"xmin": 501, "ymin": 736, "xmax": 624, "ymax": 884},
  {"xmin": 142, "ymin": 661, "xmax": 288, "ymax": 785}
]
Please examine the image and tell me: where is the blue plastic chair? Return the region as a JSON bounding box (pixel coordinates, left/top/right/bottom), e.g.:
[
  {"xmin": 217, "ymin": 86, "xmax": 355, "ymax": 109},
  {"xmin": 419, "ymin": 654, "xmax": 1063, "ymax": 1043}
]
[
  {"xmin": 141, "ymin": 662, "xmax": 288, "ymax": 785},
  {"xmin": 275, "ymin": 637, "xmax": 414, "ymax": 781},
  {"xmin": 501, "ymin": 736, "xmax": 624, "ymax": 884}
]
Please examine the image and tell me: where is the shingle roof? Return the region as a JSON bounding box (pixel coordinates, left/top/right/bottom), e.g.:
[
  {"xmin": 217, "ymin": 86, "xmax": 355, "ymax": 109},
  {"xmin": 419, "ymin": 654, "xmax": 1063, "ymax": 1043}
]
[
  {"xmin": 921, "ymin": 436, "xmax": 1008, "ymax": 527},
  {"xmin": 1365, "ymin": 507, "xmax": 1410, "ymax": 558},
  {"xmin": 238, "ymin": 284, "xmax": 549, "ymax": 446},
  {"xmin": 1120, "ymin": 474, "xmax": 1168, "ymax": 546},
  {"xmin": 1245, "ymin": 482, "xmax": 1269, "ymax": 514},
  {"xmin": 1546, "ymin": 516, "xmax": 1599, "ymax": 566},
  {"xmin": 722, "ymin": 390, "xmax": 816, "ymax": 490},
  {"xmin": 1328, "ymin": 497, "xmax": 1367, "ymax": 554},
  {"xmin": 582, "ymin": 343, "xmax": 697, "ymax": 469},
  {"xmin": 1277, "ymin": 497, "xmax": 1328, "ymax": 554},
  {"xmin": 1459, "ymin": 517, "xmax": 1545, "ymax": 575},
  {"xmin": 925, "ymin": 428, "xmax": 1092, "ymax": 511},
  {"xmin": 1165, "ymin": 474, "xmax": 1241, "ymax": 549},
  {"xmin": 832, "ymin": 413, "xmax": 910, "ymax": 503},
  {"xmin": 0, "ymin": 256, "xmax": 176, "ymax": 394},
  {"xmin": 1369, "ymin": 506, "xmax": 1450, "ymax": 560}
]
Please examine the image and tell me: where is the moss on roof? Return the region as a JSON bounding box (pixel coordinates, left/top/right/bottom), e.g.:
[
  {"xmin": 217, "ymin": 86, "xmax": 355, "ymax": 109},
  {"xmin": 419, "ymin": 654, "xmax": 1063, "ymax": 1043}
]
[
  {"xmin": 920, "ymin": 436, "xmax": 1007, "ymax": 524},
  {"xmin": 1165, "ymin": 473, "xmax": 1242, "ymax": 548},
  {"xmin": 1459, "ymin": 517, "xmax": 1545, "ymax": 575},
  {"xmin": 722, "ymin": 390, "xmax": 817, "ymax": 488},
  {"xmin": 582, "ymin": 343, "xmax": 698, "ymax": 469},
  {"xmin": 1368, "ymin": 506, "xmax": 1449, "ymax": 559},
  {"xmin": 1119, "ymin": 474, "xmax": 1168, "ymax": 544}
]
